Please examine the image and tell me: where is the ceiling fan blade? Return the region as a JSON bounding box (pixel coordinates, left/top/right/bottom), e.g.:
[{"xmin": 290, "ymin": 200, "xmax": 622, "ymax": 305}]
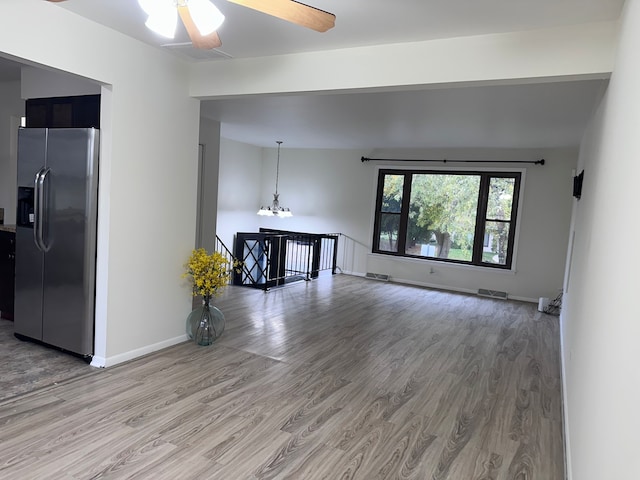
[
  {"xmin": 227, "ymin": 0, "xmax": 335, "ymax": 32},
  {"xmin": 178, "ymin": 6, "xmax": 222, "ymax": 49}
]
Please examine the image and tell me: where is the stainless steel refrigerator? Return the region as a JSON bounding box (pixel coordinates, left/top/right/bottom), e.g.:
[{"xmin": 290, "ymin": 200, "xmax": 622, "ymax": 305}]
[{"xmin": 14, "ymin": 128, "xmax": 99, "ymax": 359}]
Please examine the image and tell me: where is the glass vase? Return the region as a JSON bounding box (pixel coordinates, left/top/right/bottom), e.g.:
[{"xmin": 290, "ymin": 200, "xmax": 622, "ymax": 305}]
[{"xmin": 186, "ymin": 296, "xmax": 225, "ymax": 346}]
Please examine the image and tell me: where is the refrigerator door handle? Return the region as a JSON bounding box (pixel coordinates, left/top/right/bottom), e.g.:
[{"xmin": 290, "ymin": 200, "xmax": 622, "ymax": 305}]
[
  {"xmin": 34, "ymin": 167, "xmax": 51, "ymax": 252},
  {"xmin": 33, "ymin": 167, "xmax": 45, "ymax": 251},
  {"xmin": 38, "ymin": 167, "xmax": 51, "ymax": 252}
]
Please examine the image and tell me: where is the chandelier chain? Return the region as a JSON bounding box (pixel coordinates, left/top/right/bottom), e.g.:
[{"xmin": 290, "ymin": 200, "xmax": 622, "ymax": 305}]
[
  {"xmin": 275, "ymin": 140, "xmax": 282, "ymax": 194},
  {"xmin": 257, "ymin": 140, "xmax": 291, "ymax": 217}
]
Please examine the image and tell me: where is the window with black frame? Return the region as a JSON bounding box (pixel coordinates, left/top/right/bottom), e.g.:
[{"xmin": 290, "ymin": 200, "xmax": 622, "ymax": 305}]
[{"xmin": 372, "ymin": 169, "xmax": 521, "ymax": 269}]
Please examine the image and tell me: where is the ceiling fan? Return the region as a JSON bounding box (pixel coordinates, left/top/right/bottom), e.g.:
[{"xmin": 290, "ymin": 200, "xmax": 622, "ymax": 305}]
[{"xmin": 45, "ymin": 0, "xmax": 336, "ymax": 50}]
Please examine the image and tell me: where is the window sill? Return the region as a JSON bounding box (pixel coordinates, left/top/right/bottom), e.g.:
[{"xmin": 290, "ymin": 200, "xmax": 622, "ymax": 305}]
[{"xmin": 367, "ymin": 252, "xmax": 517, "ymax": 275}]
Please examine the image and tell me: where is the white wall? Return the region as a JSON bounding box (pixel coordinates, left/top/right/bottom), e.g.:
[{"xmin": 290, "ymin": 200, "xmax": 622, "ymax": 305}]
[
  {"xmin": 217, "ymin": 143, "xmax": 372, "ymax": 276},
  {"xmin": 21, "ymin": 66, "xmax": 100, "ymax": 98},
  {"xmin": 0, "ymin": 0, "xmax": 201, "ymax": 366},
  {"xmin": 367, "ymin": 148, "xmax": 576, "ymax": 301},
  {"xmin": 255, "ymin": 146, "xmax": 374, "ymax": 276},
  {"xmin": 191, "ymin": 22, "xmax": 617, "ymax": 99},
  {"xmin": 197, "ymin": 19, "xmax": 606, "ymax": 304},
  {"xmin": 216, "ymin": 138, "xmax": 263, "ymax": 253},
  {"xmin": 0, "ymin": 80, "xmax": 23, "ymax": 225},
  {"xmin": 561, "ymin": 1, "xmax": 640, "ymax": 478},
  {"xmin": 218, "ymin": 143, "xmax": 576, "ymax": 300}
]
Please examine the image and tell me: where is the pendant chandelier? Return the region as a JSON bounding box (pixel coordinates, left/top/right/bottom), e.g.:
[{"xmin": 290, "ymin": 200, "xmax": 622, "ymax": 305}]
[{"xmin": 258, "ymin": 141, "xmax": 293, "ymax": 218}]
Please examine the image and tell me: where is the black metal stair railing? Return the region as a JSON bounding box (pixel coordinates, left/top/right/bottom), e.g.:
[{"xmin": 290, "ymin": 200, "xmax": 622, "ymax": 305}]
[
  {"xmin": 232, "ymin": 229, "xmax": 339, "ymax": 291},
  {"xmin": 214, "ymin": 235, "xmax": 237, "ymax": 285}
]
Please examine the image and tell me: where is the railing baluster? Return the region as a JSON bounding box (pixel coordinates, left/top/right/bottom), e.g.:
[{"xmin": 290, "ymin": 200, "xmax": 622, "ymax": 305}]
[{"xmin": 225, "ymin": 230, "xmax": 339, "ymax": 290}]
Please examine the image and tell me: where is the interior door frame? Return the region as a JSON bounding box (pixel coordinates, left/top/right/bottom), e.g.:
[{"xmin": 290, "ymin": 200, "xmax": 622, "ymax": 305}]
[{"xmin": 195, "ymin": 143, "xmax": 205, "ymax": 249}]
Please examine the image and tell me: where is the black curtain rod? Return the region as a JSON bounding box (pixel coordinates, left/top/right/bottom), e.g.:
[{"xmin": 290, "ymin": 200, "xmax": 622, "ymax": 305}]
[{"xmin": 361, "ymin": 157, "xmax": 545, "ymax": 166}]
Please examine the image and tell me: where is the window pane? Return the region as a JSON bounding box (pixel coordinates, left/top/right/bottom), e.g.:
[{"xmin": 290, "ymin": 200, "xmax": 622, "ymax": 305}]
[
  {"xmin": 378, "ymin": 213, "xmax": 401, "ymax": 252},
  {"xmin": 373, "ymin": 169, "xmax": 520, "ymax": 269},
  {"xmin": 406, "ymin": 174, "xmax": 480, "ymax": 261},
  {"xmin": 487, "ymin": 177, "xmax": 515, "ymax": 220},
  {"xmin": 381, "ymin": 175, "xmax": 404, "ymax": 213},
  {"xmin": 483, "ymin": 221, "xmax": 511, "ymax": 265}
]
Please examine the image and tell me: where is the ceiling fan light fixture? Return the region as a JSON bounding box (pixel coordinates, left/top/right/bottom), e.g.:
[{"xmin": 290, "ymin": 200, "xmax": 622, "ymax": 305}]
[
  {"xmin": 145, "ymin": 9, "xmax": 178, "ymax": 38},
  {"xmin": 138, "ymin": 0, "xmax": 178, "ymax": 38},
  {"xmin": 188, "ymin": 0, "xmax": 225, "ymax": 36},
  {"xmin": 130, "ymin": 0, "xmax": 335, "ymax": 50}
]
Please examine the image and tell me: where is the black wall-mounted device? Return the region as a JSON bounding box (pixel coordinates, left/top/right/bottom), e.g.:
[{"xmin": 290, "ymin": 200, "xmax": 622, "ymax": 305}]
[{"xmin": 573, "ymin": 170, "xmax": 584, "ymax": 199}]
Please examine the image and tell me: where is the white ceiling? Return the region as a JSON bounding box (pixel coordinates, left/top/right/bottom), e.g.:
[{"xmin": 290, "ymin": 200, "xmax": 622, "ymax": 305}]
[
  {"xmin": 201, "ymin": 80, "xmax": 608, "ymax": 149},
  {"xmin": 0, "ymin": 0, "xmax": 624, "ymax": 149},
  {"xmin": 53, "ymin": 0, "xmax": 623, "ymax": 60}
]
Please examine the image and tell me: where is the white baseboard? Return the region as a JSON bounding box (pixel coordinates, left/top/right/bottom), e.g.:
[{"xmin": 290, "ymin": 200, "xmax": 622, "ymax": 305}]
[
  {"xmin": 90, "ymin": 334, "xmax": 189, "ymax": 368},
  {"xmin": 342, "ymin": 272, "xmax": 538, "ymax": 303},
  {"xmin": 89, "ymin": 355, "xmax": 106, "ymax": 368},
  {"xmin": 506, "ymin": 294, "xmax": 538, "ymax": 303},
  {"xmin": 559, "ymin": 311, "xmax": 572, "ymax": 480},
  {"xmin": 336, "ymin": 269, "xmax": 366, "ymax": 277},
  {"xmin": 388, "ymin": 276, "xmax": 477, "ymax": 295}
]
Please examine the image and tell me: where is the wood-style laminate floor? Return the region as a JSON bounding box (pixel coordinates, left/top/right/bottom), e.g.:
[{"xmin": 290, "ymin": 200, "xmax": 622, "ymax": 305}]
[
  {"xmin": 0, "ymin": 275, "xmax": 564, "ymax": 479},
  {"xmin": 0, "ymin": 319, "xmax": 97, "ymax": 402}
]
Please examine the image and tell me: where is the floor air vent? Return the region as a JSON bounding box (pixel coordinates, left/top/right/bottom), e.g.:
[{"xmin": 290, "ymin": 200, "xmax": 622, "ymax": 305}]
[
  {"xmin": 366, "ymin": 272, "xmax": 390, "ymax": 281},
  {"xmin": 477, "ymin": 289, "xmax": 508, "ymax": 300}
]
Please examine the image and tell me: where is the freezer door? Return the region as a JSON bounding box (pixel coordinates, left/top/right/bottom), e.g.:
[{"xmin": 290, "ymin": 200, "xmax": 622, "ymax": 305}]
[
  {"xmin": 41, "ymin": 129, "xmax": 99, "ymax": 355},
  {"xmin": 14, "ymin": 129, "xmax": 47, "ymax": 340},
  {"xmin": 16, "ymin": 128, "xmax": 46, "ymax": 187},
  {"xmin": 14, "ymin": 226, "xmax": 45, "ymax": 340}
]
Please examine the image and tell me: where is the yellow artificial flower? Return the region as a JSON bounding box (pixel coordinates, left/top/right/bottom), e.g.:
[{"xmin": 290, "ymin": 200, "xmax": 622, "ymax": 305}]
[{"xmin": 183, "ymin": 248, "xmax": 234, "ymax": 298}]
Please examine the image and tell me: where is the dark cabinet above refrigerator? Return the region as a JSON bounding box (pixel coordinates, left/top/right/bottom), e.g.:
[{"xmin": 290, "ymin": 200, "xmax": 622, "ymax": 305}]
[{"xmin": 26, "ymin": 94, "xmax": 100, "ymax": 129}]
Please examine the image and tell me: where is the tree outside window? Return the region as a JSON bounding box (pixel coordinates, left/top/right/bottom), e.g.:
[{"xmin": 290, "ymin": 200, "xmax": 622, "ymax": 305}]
[{"xmin": 373, "ymin": 169, "xmax": 520, "ymax": 269}]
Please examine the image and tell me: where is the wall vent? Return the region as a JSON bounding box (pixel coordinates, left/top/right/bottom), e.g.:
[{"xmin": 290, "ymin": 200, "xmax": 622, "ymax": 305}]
[
  {"xmin": 477, "ymin": 289, "xmax": 508, "ymax": 300},
  {"xmin": 366, "ymin": 272, "xmax": 390, "ymax": 281}
]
